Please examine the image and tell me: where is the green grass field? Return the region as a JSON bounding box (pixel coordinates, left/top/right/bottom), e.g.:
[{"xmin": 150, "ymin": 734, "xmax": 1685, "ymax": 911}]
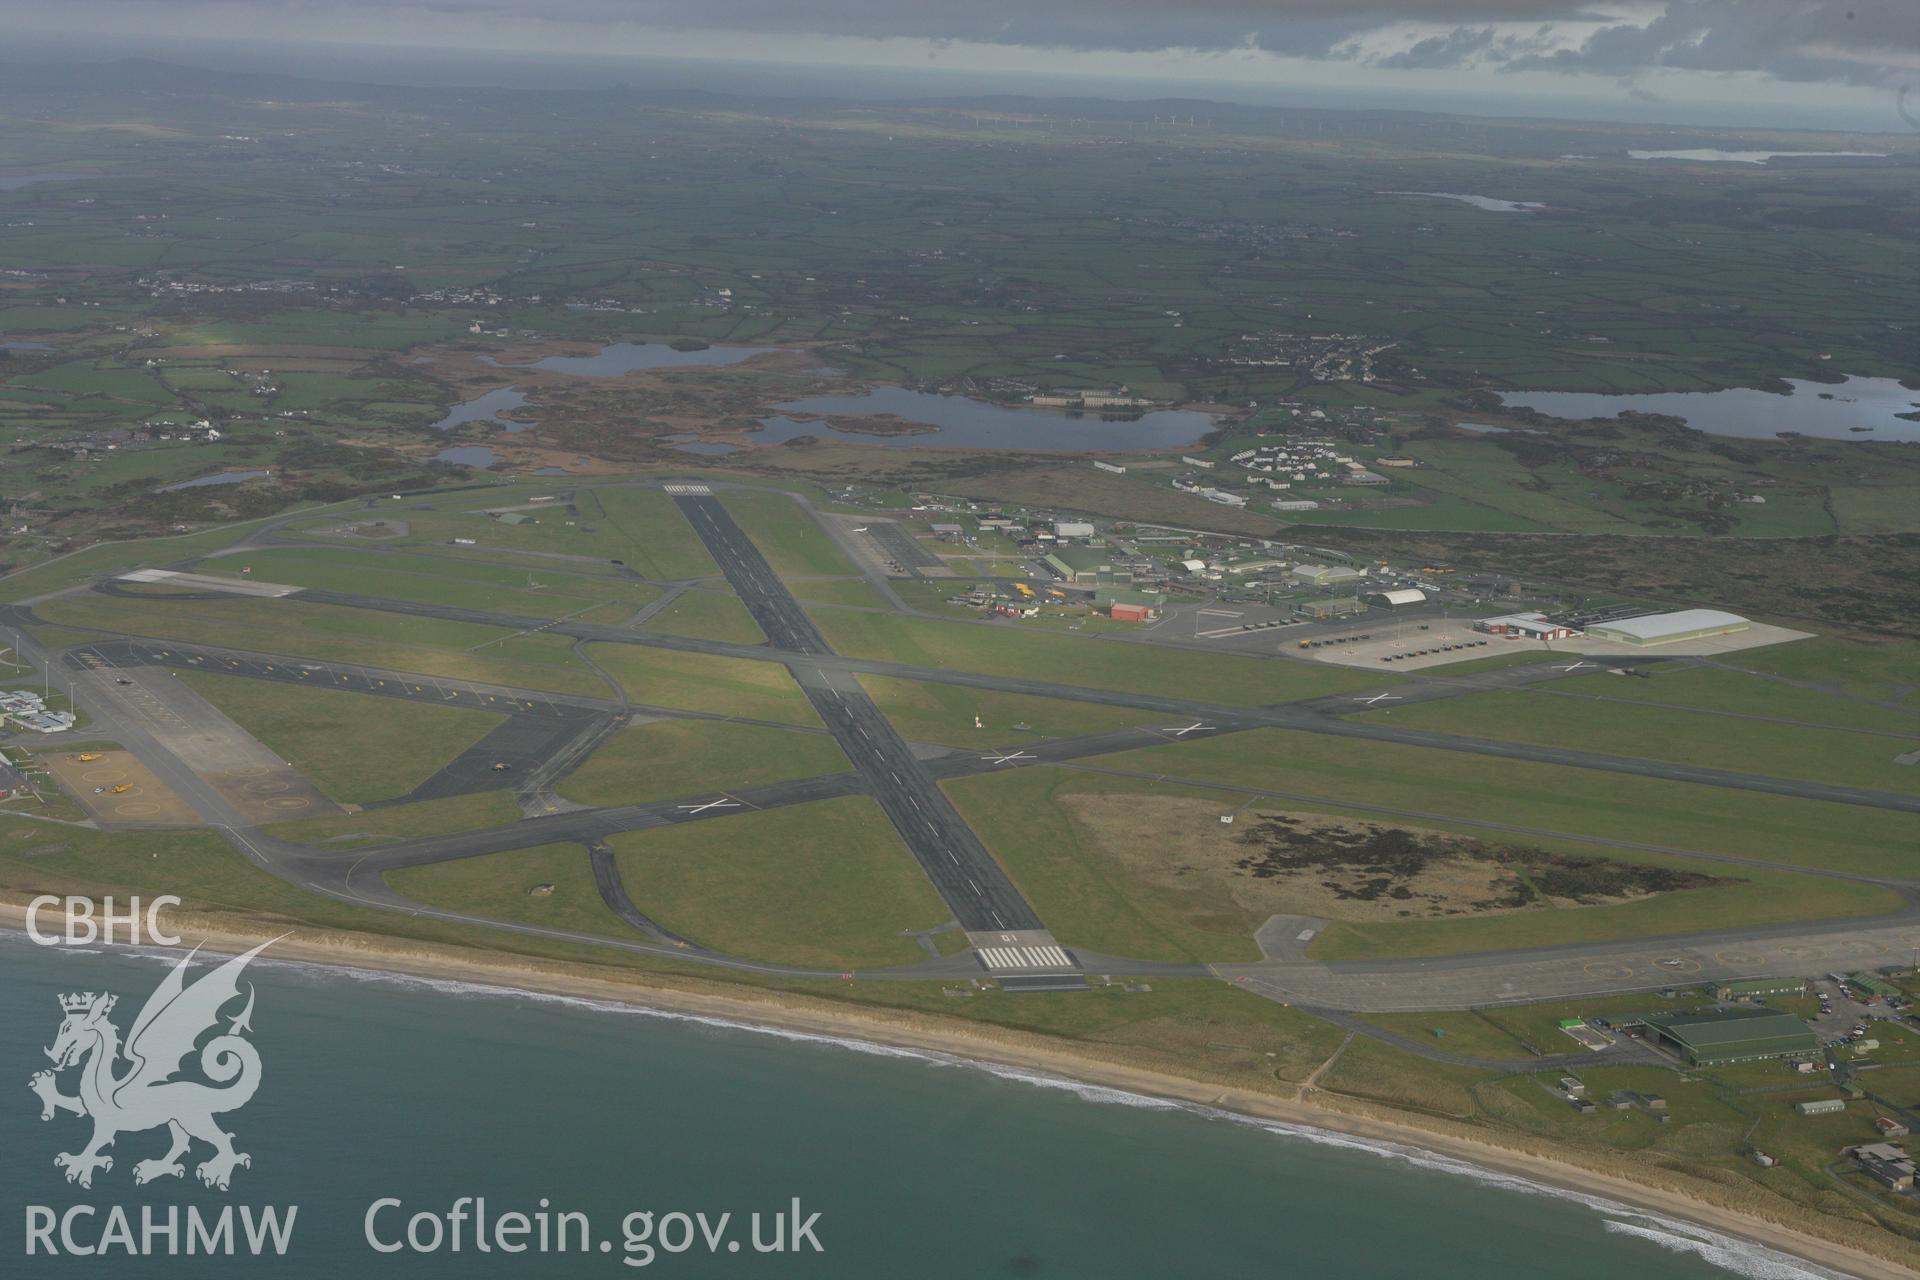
[
  {"xmin": 1083, "ymin": 728, "xmax": 1919, "ymax": 880},
  {"xmin": 177, "ymin": 671, "xmax": 507, "ymax": 804},
  {"xmin": 789, "ymin": 579, "xmax": 888, "ymax": 608},
  {"xmin": 1351, "ymin": 1011, "xmax": 1540, "ymax": 1061},
  {"xmin": 204, "ymin": 546, "xmax": 660, "ymax": 620},
  {"xmin": 577, "ymin": 487, "xmax": 722, "ymax": 581},
  {"xmin": 1357, "ymin": 689, "xmax": 1920, "ymax": 794},
  {"xmin": 1718, "ymin": 636, "xmax": 1920, "ymax": 704},
  {"xmin": 943, "ymin": 770, "xmax": 1261, "ymax": 964},
  {"xmin": 718, "ymin": 490, "xmax": 856, "ymax": 577},
  {"xmin": 944, "ymin": 766, "xmax": 1894, "ymax": 964},
  {"xmin": 607, "ymin": 796, "xmax": 951, "ymax": 968},
  {"xmin": 1547, "ymin": 663, "xmax": 1920, "ymax": 733},
  {"xmin": 557, "ymin": 718, "xmax": 847, "ymax": 807},
  {"xmin": 386, "ymin": 843, "xmax": 635, "ymax": 940},
  {"xmin": 263, "ymin": 792, "xmax": 524, "ymax": 845},
  {"xmin": 38, "ymin": 592, "xmax": 610, "ymax": 696},
  {"xmin": 858, "ymin": 674, "xmax": 1169, "ymax": 746},
  {"xmin": 583, "ymin": 643, "xmax": 820, "ymax": 726},
  {"xmin": 808, "ymin": 611, "xmax": 1386, "ymax": 704},
  {"xmin": 638, "ymin": 588, "xmax": 766, "ymax": 645}
]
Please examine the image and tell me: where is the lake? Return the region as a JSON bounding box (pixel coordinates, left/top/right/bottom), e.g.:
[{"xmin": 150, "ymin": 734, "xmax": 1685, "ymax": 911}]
[
  {"xmin": 1384, "ymin": 191, "xmax": 1544, "ymax": 212},
  {"xmin": 1499, "ymin": 375, "xmax": 1920, "ymax": 442},
  {"xmin": 157, "ymin": 469, "xmax": 271, "ymax": 491},
  {"xmin": 484, "ymin": 342, "xmax": 774, "ymax": 376},
  {"xmin": 1627, "ymin": 150, "xmax": 1889, "ymax": 165},
  {"xmin": 435, "ymin": 445, "xmax": 496, "ymax": 468},
  {"xmin": 757, "ymin": 386, "xmax": 1218, "ymax": 451},
  {"xmin": 1, "ymin": 936, "xmax": 1847, "ymax": 1280},
  {"xmin": 662, "ymin": 433, "xmax": 740, "ymax": 456},
  {"xmin": 430, "ymin": 387, "xmax": 535, "ymax": 433}
]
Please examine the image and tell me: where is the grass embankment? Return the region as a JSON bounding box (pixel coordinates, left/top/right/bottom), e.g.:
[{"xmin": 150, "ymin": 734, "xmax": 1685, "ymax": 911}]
[
  {"xmin": 178, "ymin": 670, "xmax": 506, "ymax": 804},
  {"xmin": 607, "ymin": 796, "xmax": 950, "ymax": 969},
  {"xmin": 557, "ymin": 719, "xmax": 847, "ymax": 807}
]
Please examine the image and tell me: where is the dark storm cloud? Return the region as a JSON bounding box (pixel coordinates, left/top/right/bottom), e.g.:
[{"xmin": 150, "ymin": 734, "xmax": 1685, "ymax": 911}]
[{"xmin": 1504, "ymin": 0, "xmax": 1920, "ymax": 85}]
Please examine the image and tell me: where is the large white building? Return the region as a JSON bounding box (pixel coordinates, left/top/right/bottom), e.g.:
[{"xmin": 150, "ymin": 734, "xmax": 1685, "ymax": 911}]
[{"xmin": 1586, "ymin": 609, "xmax": 1750, "ymax": 646}]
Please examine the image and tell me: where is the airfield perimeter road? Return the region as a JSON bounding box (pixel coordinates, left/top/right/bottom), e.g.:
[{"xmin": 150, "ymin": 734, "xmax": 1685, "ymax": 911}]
[{"xmin": 671, "ymin": 491, "xmax": 1045, "ymax": 934}]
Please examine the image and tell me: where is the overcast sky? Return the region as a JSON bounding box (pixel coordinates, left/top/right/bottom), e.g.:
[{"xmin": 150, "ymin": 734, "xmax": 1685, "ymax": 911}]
[{"xmin": 7, "ymin": 0, "xmax": 1917, "ymax": 131}]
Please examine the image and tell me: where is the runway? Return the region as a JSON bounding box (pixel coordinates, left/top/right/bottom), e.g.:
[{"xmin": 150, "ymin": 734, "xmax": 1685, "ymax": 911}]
[{"xmin": 671, "ymin": 492, "xmax": 1045, "ymax": 934}]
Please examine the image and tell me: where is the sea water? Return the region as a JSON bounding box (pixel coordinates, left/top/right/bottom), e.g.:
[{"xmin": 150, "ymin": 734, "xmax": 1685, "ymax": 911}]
[{"xmin": 0, "ymin": 936, "xmax": 1852, "ymax": 1278}]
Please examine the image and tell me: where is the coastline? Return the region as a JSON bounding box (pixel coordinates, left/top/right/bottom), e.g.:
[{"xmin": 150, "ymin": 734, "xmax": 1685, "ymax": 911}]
[{"xmin": 3, "ymin": 902, "xmax": 1907, "ymax": 1280}]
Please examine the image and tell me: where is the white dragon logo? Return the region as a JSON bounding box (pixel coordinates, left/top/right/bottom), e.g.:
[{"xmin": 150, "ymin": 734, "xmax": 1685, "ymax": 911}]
[{"xmin": 28, "ymin": 939, "xmax": 274, "ymax": 1191}]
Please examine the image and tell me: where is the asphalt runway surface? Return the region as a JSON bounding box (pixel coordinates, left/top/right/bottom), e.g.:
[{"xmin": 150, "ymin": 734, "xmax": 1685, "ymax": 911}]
[
  {"xmin": 672, "ymin": 493, "xmax": 1044, "ymax": 933},
  {"xmin": 863, "ymin": 522, "xmax": 943, "ymax": 573}
]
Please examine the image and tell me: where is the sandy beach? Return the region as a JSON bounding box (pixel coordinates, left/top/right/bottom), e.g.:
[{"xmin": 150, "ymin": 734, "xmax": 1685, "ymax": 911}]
[{"xmin": 4, "ymin": 900, "xmax": 1909, "ymax": 1280}]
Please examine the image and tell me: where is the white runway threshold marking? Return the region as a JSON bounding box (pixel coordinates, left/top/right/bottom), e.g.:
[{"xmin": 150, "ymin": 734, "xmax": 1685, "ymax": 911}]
[
  {"xmin": 663, "ymin": 483, "xmax": 712, "ymax": 496},
  {"xmin": 977, "ymin": 945, "xmax": 1075, "ymax": 972}
]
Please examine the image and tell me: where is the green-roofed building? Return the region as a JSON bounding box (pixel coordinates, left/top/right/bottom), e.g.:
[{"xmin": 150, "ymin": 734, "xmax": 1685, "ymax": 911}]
[
  {"xmin": 1043, "ymin": 546, "xmax": 1129, "ymax": 584},
  {"xmin": 1629, "ymin": 1007, "xmax": 1818, "ymax": 1066},
  {"xmin": 1850, "ymin": 973, "xmax": 1901, "ymax": 1001}
]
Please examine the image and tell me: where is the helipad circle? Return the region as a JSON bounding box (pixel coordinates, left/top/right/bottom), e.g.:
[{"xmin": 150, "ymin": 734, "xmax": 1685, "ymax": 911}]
[
  {"xmin": 1584, "ymin": 961, "xmax": 1633, "ymax": 980},
  {"xmin": 82, "ymin": 768, "xmax": 126, "ymax": 783},
  {"xmin": 115, "ymin": 802, "xmax": 159, "ymax": 817},
  {"xmin": 1777, "ymin": 943, "xmax": 1828, "ymax": 960},
  {"xmin": 1715, "ymin": 949, "xmax": 1765, "ymax": 967},
  {"xmin": 229, "ymin": 766, "xmax": 270, "ymax": 779},
  {"xmin": 1650, "ymin": 956, "xmax": 1701, "ymax": 973},
  {"xmin": 244, "ymin": 780, "xmax": 290, "ymax": 795},
  {"xmin": 264, "ymin": 797, "xmax": 309, "ymax": 811}
]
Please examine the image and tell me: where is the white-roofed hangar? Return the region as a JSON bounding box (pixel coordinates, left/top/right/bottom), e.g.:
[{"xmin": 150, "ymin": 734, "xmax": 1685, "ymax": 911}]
[
  {"xmin": 1364, "ymin": 588, "xmax": 1426, "ymax": 609},
  {"xmin": 1585, "ymin": 609, "xmax": 1750, "ymax": 646}
]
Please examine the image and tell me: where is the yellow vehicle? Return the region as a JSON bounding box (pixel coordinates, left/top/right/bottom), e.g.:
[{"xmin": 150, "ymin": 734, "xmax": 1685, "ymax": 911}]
[
  {"xmin": 108, "ymin": 784, "xmax": 132, "ymax": 794},
  {"xmin": 1013, "ymin": 582, "xmax": 1035, "ymax": 598},
  {"xmin": 1047, "ymin": 589, "xmax": 1066, "ymax": 598},
  {"xmin": 74, "ymin": 753, "xmax": 102, "ymax": 763}
]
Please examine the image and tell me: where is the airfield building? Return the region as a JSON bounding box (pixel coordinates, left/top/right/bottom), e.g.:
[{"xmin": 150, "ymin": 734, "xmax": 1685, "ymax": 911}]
[
  {"xmin": 1043, "ymin": 547, "xmax": 1129, "ymax": 584},
  {"xmin": 1475, "ymin": 612, "xmax": 1577, "ymax": 641},
  {"xmin": 1622, "ymin": 1007, "xmax": 1818, "ymax": 1066},
  {"xmin": 1585, "ymin": 609, "xmax": 1749, "ymax": 646},
  {"xmin": 1291, "ymin": 564, "xmax": 1365, "ymax": 588},
  {"xmin": 1365, "ymin": 588, "xmax": 1427, "ymax": 610}
]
